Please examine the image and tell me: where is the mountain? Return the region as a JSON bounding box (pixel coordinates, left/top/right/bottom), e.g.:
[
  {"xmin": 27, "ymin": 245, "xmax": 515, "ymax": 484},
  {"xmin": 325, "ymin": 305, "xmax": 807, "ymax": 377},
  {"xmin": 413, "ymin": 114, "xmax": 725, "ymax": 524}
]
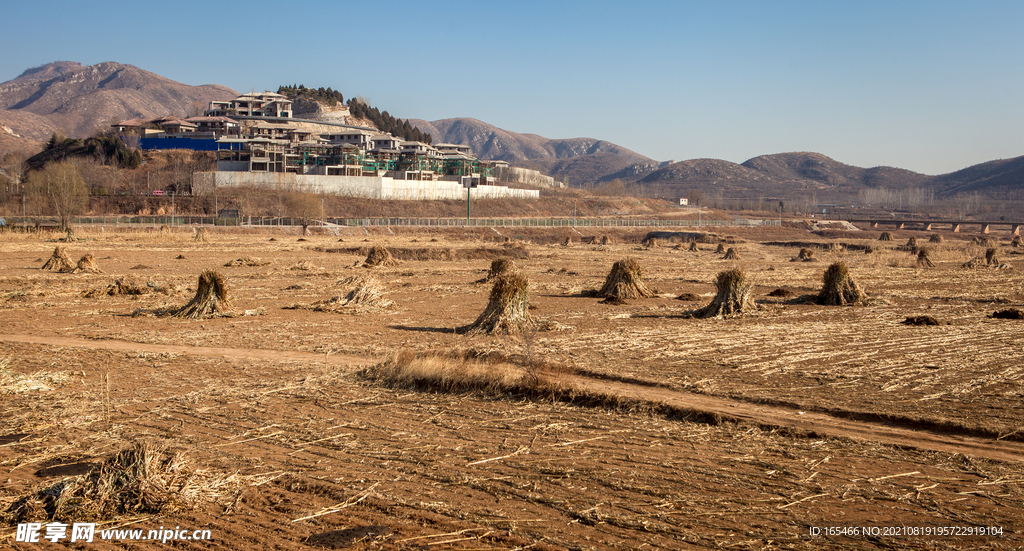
[
  {"xmin": 925, "ymin": 156, "xmax": 1024, "ymax": 196},
  {"xmin": 637, "ymin": 151, "xmax": 1024, "ymax": 201},
  {"xmin": 640, "ymin": 152, "xmax": 934, "ymax": 198},
  {"xmin": 409, "ymin": 118, "xmax": 653, "ymax": 185},
  {"xmin": 0, "ymin": 61, "xmax": 237, "ymax": 151}
]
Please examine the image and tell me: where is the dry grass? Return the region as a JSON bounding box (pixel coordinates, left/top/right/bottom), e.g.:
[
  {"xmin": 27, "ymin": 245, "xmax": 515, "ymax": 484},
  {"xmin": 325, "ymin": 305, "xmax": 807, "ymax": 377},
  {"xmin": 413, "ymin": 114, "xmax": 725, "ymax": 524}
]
[
  {"xmin": 83, "ymin": 277, "xmax": 151, "ymax": 298},
  {"xmin": 6, "ymin": 441, "xmax": 236, "ymax": 523},
  {"xmin": 792, "ymin": 248, "xmax": 817, "ymax": 262},
  {"xmin": 303, "ymin": 275, "xmax": 394, "ymax": 314},
  {"xmin": 68, "ymin": 254, "xmax": 103, "ymax": 274},
  {"xmin": 361, "ymin": 350, "xmax": 535, "ymax": 395},
  {"xmin": 0, "ymin": 358, "xmax": 75, "ymax": 395},
  {"xmin": 225, "ymin": 256, "xmax": 271, "ymax": 267},
  {"xmin": 289, "ymin": 260, "xmax": 321, "ymax": 271}
]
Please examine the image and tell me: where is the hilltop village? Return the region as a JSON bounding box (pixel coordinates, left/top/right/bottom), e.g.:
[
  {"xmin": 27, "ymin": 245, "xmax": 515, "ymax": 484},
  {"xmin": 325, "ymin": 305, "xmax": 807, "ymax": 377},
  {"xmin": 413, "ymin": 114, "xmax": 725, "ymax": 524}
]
[{"xmin": 112, "ymin": 92, "xmax": 539, "ymax": 200}]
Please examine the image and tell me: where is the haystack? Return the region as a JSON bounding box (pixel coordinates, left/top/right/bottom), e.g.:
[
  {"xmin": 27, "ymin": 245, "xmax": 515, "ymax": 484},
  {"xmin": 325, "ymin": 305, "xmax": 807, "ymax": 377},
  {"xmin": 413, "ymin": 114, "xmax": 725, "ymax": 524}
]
[
  {"xmin": 644, "ymin": 238, "xmax": 659, "ymax": 248},
  {"xmin": 225, "ymin": 256, "xmax": 271, "ymax": 267},
  {"xmin": 916, "ymin": 248, "xmax": 935, "ymax": 268},
  {"xmin": 902, "ymin": 315, "xmax": 941, "ymax": 326},
  {"xmin": 688, "ymin": 241, "xmax": 699, "ymax": 252},
  {"xmin": 86, "ymin": 277, "xmax": 150, "ymax": 298},
  {"xmin": 817, "ymin": 262, "xmax": 866, "ymax": 306},
  {"xmin": 173, "ymin": 270, "xmax": 229, "ymax": 319},
  {"xmin": 363, "ymin": 245, "xmax": 399, "ymax": 267},
  {"xmin": 62, "ymin": 228, "xmax": 78, "ymax": 242},
  {"xmin": 193, "ymin": 227, "xmax": 210, "ymax": 242},
  {"xmin": 6, "ymin": 441, "xmax": 199, "ymax": 522},
  {"xmin": 600, "ymin": 235, "xmax": 611, "ymax": 245},
  {"xmin": 312, "ymin": 275, "xmax": 393, "ymax": 313},
  {"xmin": 929, "ymin": 234, "xmax": 944, "ymax": 244},
  {"xmin": 714, "ymin": 243, "xmax": 726, "ymax": 254},
  {"xmin": 42, "ymin": 246, "xmax": 74, "ymax": 272},
  {"xmin": 481, "ymin": 258, "xmax": 518, "ymax": 283},
  {"xmin": 878, "ymin": 231, "xmax": 894, "ymax": 241},
  {"xmin": 1012, "ymin": 235, "xmax": 1022, "ymax": 248},
  {"xmin": 991, "ymin": 308, "xmax": 1024, "ymax": 320},
  {"xmin": 792, "ymin": 248, "xmax": 816, "ymax": 262},
  {"xmin": 962, "ymin": 257, "xmax": 987, "ymax": 269},
  {"xmin": 986, "ymin": 248, "xmax": 999, "ymax": 266},
  {"xmin": 905, "ymin": 237, "xmax": 919, "ymax": 249},
  {"xmin": 70, "ymin": 254, "xmax": 103, "ymax": 274},
  {"xmin": 692, "ymin": 268, "xmax": 757, "ymax": 318},
  {"xmin": 598, "ymin": 258, "xmax": 657, "ymax": 300},
  {"xmin": 460, "ymin": 271, "xmax": 534, "ymax": 335},
  {"xmin": 722, "ymin": 247, "xmax": 740, "ymax": 260},
  {"xmin": 562, "ymin": 236, "xmax": 573, "ymax": 247}
]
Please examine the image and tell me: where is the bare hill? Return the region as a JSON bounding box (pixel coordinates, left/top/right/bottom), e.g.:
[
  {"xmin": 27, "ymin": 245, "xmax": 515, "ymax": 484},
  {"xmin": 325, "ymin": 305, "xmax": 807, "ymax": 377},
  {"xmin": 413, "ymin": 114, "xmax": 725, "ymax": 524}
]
[
  {"xmin": 410, "ymin": 117, "xmax": 652, "ymax": 185},
  {"xmin": 925, "ymin": 155, "xmax": 1024, "ymax": 196},
  {"xmin": 0, "ymin": 61, "xmax": 236, "ymax": 146},
  {"xmin": 639, "ymin": 152, "xmax": 942, "ymax": 200}
]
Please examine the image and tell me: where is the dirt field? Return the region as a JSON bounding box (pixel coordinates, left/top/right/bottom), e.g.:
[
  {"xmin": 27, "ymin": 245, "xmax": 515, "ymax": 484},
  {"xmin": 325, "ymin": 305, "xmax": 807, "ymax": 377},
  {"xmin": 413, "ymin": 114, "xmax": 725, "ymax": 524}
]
[{"xmin": 1, "ymin": 224, "xmax": 1022, "ymax": 550}]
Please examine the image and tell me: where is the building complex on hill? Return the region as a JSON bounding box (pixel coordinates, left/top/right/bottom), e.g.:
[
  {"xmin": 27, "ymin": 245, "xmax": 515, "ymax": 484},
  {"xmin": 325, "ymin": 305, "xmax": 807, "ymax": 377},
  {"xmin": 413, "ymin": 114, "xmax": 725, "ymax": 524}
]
[{"xmin": 113, "ymin": 92, "xmax": 536, "ymax": 200}]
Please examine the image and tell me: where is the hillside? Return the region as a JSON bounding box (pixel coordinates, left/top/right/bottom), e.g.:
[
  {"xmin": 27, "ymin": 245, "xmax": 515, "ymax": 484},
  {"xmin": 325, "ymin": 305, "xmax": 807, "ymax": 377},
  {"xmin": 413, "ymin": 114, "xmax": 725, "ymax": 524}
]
[
  {"xmin": 0, "ymin": 61, "xmax": 236, "ymax": 147},
  {"xmin": 638, "ymin": 151, "xmax": 1023, "ymax": 201},
  {"xmin": 925, "ymin": 156, "xmax": 1024, "ymax": 197},
  {"xmin": 410, "ymin": 118, "xmax": 653, "ymax": 185}
]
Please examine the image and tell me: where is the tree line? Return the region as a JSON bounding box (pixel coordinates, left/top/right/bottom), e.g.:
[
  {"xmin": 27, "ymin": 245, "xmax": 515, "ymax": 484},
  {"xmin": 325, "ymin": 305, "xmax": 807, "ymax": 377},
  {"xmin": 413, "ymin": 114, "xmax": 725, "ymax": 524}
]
[
  {"xmin": 277, "ymin": 84, "xmax": 344, "ymax": 106},
  {"xmin": 346, "ymin": 99, "xmax": 431, "ymax": 144},
  {"xmin": 276, "ymin": 84, "xmax": 432, "ymax": 144}
]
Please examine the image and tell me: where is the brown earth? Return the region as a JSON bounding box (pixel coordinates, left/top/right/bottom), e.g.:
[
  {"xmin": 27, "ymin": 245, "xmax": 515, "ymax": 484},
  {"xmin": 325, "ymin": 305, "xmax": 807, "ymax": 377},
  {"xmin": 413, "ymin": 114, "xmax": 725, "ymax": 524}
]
[{"xmin": 1, "ymin": 224, "xmax": 1022, "ymax": 549}]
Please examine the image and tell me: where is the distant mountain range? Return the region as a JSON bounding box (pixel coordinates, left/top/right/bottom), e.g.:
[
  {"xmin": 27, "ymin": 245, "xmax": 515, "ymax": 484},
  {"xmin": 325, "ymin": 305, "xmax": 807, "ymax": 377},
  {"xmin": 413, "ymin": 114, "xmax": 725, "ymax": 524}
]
[
  {"xmin": 2, "ymin": 61, "xmax": 1021, "ymax": 202},
  {"xmin": 412, "ymin": 118, "xmax": 1023, "ymax": 200},
  {"xmin": 0, "ymin": 61, "xmax": 235, "ymax": 152}
]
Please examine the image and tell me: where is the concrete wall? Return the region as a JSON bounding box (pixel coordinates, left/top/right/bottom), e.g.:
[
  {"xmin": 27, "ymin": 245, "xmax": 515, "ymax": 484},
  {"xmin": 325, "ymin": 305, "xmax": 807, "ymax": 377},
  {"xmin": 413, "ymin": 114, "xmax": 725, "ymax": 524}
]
[{"xmin": 199, "ymin": 171, "xmax": 539, "ymax": 200}]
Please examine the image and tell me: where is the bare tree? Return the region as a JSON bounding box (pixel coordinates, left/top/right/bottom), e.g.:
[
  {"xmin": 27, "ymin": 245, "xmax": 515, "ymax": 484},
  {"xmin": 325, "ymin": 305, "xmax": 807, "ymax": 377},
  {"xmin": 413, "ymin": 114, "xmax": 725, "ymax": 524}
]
[
  {"xmin": 286, "ymin": 191, "xmax": 321, "ymax": 235},
  {"xmin": 27, "ymin": 162, "xmax": 88, "ymax": 231}
]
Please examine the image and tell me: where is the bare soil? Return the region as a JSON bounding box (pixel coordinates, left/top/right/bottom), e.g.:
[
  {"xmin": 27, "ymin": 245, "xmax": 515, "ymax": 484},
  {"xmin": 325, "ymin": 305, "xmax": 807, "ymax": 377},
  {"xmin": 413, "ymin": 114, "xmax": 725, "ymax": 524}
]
[{"xmin": 1, "ymin": 224, "xmax": 1022, "ymax": 549}]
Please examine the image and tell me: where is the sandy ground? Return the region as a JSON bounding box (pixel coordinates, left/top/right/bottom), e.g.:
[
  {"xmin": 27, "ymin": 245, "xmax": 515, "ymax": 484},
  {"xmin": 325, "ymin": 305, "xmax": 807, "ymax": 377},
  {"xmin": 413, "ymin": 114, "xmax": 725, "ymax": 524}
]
[{"xmin": 1, "ymin": 224, "xmax": 1022, "ymax": 550}]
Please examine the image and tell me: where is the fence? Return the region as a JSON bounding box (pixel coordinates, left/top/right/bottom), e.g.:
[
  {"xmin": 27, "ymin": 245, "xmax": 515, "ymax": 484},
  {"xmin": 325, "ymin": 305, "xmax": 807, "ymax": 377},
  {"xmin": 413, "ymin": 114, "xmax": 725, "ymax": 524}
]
[
  {"xmin": 247, "ymin": 217, "xmax": 780, "ymax": 228},
  {"xmin": 2, "ymin": 216, "xmax": 779, "ymax": 230}
]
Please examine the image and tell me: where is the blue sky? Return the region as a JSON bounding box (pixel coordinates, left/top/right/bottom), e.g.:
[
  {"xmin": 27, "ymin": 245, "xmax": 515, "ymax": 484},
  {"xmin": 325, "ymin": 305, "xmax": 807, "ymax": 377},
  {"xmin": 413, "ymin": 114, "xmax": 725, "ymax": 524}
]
[{"xmin": 1, "ymin": 0, "xmax": 1022, "ymax": 175}]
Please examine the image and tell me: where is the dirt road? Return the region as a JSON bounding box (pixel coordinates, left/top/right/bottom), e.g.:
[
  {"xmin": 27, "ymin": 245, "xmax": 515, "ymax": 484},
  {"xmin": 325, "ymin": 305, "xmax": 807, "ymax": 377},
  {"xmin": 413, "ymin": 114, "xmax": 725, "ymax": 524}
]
[{"xmin": 4, "ymin": 333, "xmax": 1020, "ymax": 464}]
